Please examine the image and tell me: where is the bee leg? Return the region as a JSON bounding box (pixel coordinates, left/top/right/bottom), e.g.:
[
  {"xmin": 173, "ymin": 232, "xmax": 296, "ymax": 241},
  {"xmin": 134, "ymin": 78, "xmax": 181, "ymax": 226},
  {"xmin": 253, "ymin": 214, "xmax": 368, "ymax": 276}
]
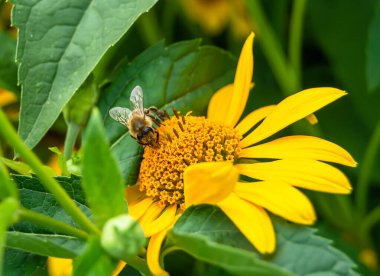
[
  {"xmin": 155, "ymin": 130, "xmax": 159, "ymax": 143},
  {"xmin": 130, "ymin": 134, "xmax": 137, "ymax": 140}
]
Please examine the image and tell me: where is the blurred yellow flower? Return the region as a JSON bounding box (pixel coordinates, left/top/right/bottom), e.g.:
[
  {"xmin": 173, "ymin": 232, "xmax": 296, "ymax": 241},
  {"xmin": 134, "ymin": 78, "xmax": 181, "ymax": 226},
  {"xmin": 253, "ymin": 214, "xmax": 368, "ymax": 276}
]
[
  {"xmin": 0, "ymin": 89, "xmax": 17, "ymax": 107},
  {"xmin": 179, "ymin": 0, "xmax": 251, "ymax": 37},
  {"xmin": 126, "ymin": 32, "xmax": 356, "ymax": 275}
]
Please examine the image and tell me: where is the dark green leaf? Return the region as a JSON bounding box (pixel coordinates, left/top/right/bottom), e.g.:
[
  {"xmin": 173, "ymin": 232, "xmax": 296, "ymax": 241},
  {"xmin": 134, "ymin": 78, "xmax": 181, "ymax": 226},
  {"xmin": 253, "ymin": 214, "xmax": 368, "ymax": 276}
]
[
  {"xmin": 0, "ymin": 198, "xmax": 19, "ymax": 274},
  {"xmin": 82, "ymin": 109, "xmax": 126, "ymax": 228},
  {"xmin": 367, "ymin": 1, "xmax": 380, "ymax": 93},
  {"xmin": 6, "ymin": 232, "xmax": 85, "ymax": 258},
  {"xmin": 0, "ymin": 32, "xmax": 18, "ymax": 93},
  {"xmin": 11, "ymin": 0, "xmax": 158, "ymax": 149},
  {"xmin": 171, "ymin": 205, "xmax": 358, "ymax": 276},
  {"xmin": 3, "ymin": 248, "xmax": 47, "ymax": 276},
  {"xmin": 99, "ymin": 40, "xmax": 236, "ymax": 184},
  {"xmin": 73, "ymin": 237, "xmax": 117, "ymax": 276},
  {"xmin": 270, "ymin": 219, "xmax": 359, "ymax": 276},
  {"xmin": 11, "ymin": 174, "xmax": 90, "ymax": 234}
]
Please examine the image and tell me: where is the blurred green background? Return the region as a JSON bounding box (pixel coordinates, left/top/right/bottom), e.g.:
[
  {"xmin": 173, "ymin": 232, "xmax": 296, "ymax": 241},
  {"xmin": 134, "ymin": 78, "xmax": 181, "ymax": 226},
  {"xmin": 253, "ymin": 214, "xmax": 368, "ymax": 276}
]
[{"xmin": 1, "ymin": 0, "xmax": 380, "ymax": 275}]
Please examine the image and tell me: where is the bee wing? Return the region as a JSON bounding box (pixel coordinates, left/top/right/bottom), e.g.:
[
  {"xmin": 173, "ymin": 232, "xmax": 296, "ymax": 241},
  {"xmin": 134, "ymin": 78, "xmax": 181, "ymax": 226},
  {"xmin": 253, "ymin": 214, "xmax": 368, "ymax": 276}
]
[
  {"xmin": 109, "ymin": 107, "xmax": 132, "ymax": 127},
  {"xmin": 130, "ymin": 85, "xmax": 145, "ymax": 115}
]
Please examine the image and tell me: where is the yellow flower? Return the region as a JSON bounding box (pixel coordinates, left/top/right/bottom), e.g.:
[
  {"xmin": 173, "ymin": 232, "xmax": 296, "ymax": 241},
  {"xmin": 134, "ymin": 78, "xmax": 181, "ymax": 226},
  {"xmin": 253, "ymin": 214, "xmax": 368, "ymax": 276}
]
[
  {"xmin": 179, "ymin": 0, "xmax": 251, "ymax": 37},
  {"xmin": 126, "ymin": 32, "xmax": 356, "ymax": 275}
]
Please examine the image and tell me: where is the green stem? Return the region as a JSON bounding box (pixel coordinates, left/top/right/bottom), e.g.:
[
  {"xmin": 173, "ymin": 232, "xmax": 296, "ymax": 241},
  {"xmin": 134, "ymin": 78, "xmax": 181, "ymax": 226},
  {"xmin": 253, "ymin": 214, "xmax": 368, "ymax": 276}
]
[
  {"xmin": 356, "ymin": 118, "xmax": 380, "ymax": 217},
  {"xmin": 360, "ymin": 205, "xmax": 380, "ymax": 243},
  {"xmin": 245, "ymin": 0, "xmax": 299, "ymax": 95},
  {"xmin": 137, "ymin": 10, "xmax": 163, "ymax": 47},
  {"xmin": 0, "ymin": 109, "xmax": 100, "ymax": 236},
  {"xmin": 18, "ymin": 208, "xmax": 88, "ymax": 240},
  {"xmin": 288, "ymin": 0, "xmax": 308, "ymax": 82},
  {"xmin": 64, "ymin": 122, "xmax": 80, "ymax": 160},
  {"xmin": 124, "ymin": 256, "xmax": 153, "ymax": 276}
]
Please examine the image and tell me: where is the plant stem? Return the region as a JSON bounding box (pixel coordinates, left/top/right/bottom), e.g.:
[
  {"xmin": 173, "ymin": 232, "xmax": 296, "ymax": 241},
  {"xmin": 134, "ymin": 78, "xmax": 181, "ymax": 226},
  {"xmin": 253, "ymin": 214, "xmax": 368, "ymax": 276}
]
[
  {"xmin": 356, "ymin": 118, "xmax": 380, "ymax": 217},
  {"xmin": 0, "ymin": 109, "xmax": 100, "ymax": 235},
  {"xmin": 360, "ymin": 205, "xmax": 380, "ymax": 243},
  {"xmin": 245, "ymin": 0, "xmax": 300, "ymax": 95},
  {"xmin": 289, "ymin": 0, "xmax": 308, "ymax": 82},
  {"xmin": 64, "ymin": 122, "xmax": 80, "ymax": 160},
  {"xmin": 18, "ymin": 208, "xmax": 88, "ymax": 240},
  {"xmin": 124, "ymin": 256, "xmax": 153, "ymax": 276},
  {"xmin": 137, "ymin": 10, "xmax": 162, "ymax": 47}
]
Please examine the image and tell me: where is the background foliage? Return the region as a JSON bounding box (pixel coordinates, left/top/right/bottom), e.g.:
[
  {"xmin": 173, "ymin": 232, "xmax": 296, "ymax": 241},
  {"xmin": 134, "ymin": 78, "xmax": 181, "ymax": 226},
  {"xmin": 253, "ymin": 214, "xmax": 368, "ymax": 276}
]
[{"xmin": 0, "ymin": 0, "xmax": 380, "ymax": 275}]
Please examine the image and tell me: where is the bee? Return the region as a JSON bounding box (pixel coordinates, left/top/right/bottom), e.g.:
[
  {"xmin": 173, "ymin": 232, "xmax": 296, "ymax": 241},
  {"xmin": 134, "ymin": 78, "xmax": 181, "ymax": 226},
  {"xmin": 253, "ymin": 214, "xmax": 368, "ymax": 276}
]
[{"xmin": 109, "ymin": 86, "xmax": 160, "ymax": 147}]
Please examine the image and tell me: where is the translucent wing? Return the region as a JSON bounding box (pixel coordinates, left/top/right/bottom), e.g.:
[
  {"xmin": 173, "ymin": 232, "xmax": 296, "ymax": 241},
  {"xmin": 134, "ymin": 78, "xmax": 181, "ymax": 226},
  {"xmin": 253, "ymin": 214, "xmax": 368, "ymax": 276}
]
[
  {"xmin": 130, "ymin": 86, "xmax": 144, "ymax": 115},
  {"xmin": 109, "ymin": 107, "xmax": 132, "ymax": 127}
]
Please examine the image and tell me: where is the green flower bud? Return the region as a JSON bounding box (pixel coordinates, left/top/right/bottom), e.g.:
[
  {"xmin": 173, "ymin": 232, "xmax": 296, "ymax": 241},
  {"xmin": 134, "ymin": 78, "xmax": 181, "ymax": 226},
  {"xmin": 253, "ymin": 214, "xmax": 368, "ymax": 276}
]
[{"xmin": 101, "ymin": 214, "xmax": 145, "ymax": 260}]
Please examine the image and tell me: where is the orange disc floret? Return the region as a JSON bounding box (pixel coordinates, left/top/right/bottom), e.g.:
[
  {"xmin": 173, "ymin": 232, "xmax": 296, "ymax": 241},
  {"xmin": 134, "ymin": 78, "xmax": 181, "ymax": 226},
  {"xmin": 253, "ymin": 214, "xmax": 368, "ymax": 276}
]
[{"xmin": 138, "ymin": 115, "xmax": 242, "ymax": 209}]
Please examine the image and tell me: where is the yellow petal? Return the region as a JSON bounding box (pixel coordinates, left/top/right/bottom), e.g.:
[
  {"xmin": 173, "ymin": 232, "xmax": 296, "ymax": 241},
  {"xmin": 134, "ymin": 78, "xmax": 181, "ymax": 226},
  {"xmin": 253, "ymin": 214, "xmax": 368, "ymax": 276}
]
[
  {"xmin": 235, "ymin": 181, "xmax": 316, "ymax": 225},
  {"xmin": 236, "ymin": 159, "xmax": 352, "ymax": 194},
  {"xmin": 225, "ymin": 32, "xmax": 255, "ymax": 127},
  {"xmin": 240, "ymin": 87, "xmax": 347, "ymax": 147},
  {"xmin": 240, "ymin": 135, "xmax": 357, "ymax": 167},
  {"xmin": 47, "ymin": 257, "xmax": 72, "ymax": 276},
  {"xmin": 146, "ymin": 216, "xmax": 180, "ymax": 276},
  {"xmin": 306, "ymin": 114, "xmax": 318, "ymax": 125},
  {"xmin": 129, "ymin": 198, "xmax": 154, "ymax": 220},
  {"xmin": 218, "ymin": 193, "xmax": 275, "ymax": 253},
  {"xmin": 184, "ymin": 162, "xmax": 238, "ymax": 207},
  {"xmin": 125, "ymin": 185, "xmax": 145, "ymax": 204},
  {"xmin": 147, "ymin": 230, "xmax": 170, "ymax": 276},
  {"xmin": 113, "ymin": 261, "xmax": 127, "ymax": 276},
  {"xmin": 144, "ymin": 205, "xmax": 177, "ymax": 237},
  {"xmin": 207, "ymin": 84, "xmax": 234, "ymax": 123},
  {"xmin": 234, "ymin": 105, "xmax": 276, "ymax": 136},
  {"xmin": 139, "ymin": 202, "xmax": 165, "ymax": 234}
]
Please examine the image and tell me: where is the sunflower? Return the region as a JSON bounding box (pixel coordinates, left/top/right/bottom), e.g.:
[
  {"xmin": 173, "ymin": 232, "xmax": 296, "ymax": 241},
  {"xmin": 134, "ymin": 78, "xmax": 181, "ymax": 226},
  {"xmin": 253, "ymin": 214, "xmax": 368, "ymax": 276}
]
[{"xmin": 126, "ymin": 32, "xmax": 356, "ymax": 275}]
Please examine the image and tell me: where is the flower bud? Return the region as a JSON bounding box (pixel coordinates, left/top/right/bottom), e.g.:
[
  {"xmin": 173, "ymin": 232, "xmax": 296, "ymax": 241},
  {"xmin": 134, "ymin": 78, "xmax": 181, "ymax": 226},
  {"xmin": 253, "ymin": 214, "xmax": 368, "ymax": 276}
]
[{"xmin": 101, "ymin": 214, "xmax": 145, "ymax": 259}]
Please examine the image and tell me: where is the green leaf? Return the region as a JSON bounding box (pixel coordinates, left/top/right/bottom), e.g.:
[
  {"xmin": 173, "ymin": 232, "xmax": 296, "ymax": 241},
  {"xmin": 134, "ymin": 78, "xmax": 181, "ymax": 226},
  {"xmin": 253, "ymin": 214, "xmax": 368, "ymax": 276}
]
[
  {"xmin": 170, "ymin": 218, "xmax": 293, "ymax": 276},
  {"xmin": 82, "ymin": 109, "xmax": 126, "ymax": 228},
  {"xmin": 11, "ymin": 0, "xmax": 159, "ymax": 149},
  {"xmin": 5, "ymin": 232, "xmax": 85, "ymax": 258},
  {"xmin": 73, "ymin": 237, "xmax": 117, "ymax": 276},
  {"xmin": 1, "ymin": 157, "xmax": 57, "ymax": 177},
  {"xmin": 11, "ymin": 174, "xmax": 90, "ymax": 234},
  {"xmin": 0, "ymin": 198, "xmax": 19, "ymax": 274},
  {"xmin": 1, "ymin": 157, "xmax": 32, "ymax": 176},
  {"xmin": 271, "ymin": 219, "xmax": 359, "ymax": 276},
  {"xmin": 3, "ymin": 248, "xmax": 47, "ymax": 276},
  {"xmin": 0, "ymin": 32, "xmax": 18, "ymax": 93},
  {"xmin": 367, "ymin": 1, "xmax": 380, "ymax": 93},
  {"xmin": 99, "ymin": 40, "xmax": 236, "ymax": 184},
  {"xmin": 171, "ymin": 205, "xmax": 358, "ymax": 276}
]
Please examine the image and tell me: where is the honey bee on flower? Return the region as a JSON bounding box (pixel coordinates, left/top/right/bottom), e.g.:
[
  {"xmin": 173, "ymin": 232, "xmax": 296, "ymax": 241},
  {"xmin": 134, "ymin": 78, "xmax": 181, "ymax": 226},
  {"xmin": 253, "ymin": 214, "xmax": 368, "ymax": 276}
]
[
  {"xmin": 123, "ymin": 33, "xmax": 357, "ymax": 275},
  {"xmin": 109, "ymin": 85, "xmax": 166, "ymax": 148}
]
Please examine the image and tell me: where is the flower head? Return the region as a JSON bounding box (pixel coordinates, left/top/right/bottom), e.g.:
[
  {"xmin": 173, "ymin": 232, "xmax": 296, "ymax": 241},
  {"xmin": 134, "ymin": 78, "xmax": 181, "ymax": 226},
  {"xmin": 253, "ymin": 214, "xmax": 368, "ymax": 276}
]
[{"xmin": 126, "ymin": 32, "xmax": 356, "ymax": 275}]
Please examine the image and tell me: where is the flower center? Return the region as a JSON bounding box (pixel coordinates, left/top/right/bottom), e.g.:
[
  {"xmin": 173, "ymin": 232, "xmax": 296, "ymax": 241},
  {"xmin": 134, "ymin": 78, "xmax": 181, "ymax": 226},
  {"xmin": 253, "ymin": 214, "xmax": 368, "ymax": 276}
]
[{"xmin": 138, "ymin": 113, "xmax": 242, "ymax": 210}]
